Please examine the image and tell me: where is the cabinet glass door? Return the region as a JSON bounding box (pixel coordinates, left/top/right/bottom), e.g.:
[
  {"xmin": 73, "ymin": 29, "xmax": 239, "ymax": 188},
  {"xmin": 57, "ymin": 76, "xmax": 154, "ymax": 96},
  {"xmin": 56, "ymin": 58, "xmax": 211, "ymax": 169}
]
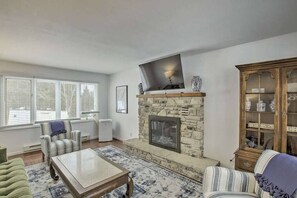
[
  {"xmin": 283, "ymin": 68, "xmax": 297, "ymax": 156},
  {"xmin": 244, "ymin": 70, "xmax": 278, "ymax": 151}
]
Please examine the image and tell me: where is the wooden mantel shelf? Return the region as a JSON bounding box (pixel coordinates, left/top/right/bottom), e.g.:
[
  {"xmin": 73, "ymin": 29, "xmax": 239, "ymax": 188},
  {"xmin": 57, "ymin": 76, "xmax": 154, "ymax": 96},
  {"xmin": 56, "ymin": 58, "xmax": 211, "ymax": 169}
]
[{"xmin": 136, "ymin": 92, "xmax": 206, "ymax": 98}]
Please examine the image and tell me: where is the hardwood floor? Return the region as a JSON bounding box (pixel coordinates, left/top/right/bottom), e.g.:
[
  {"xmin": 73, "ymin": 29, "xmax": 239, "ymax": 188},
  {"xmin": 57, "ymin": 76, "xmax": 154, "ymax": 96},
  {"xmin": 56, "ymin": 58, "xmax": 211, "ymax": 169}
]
[{"xmin": 8, "ymin": 139, "xmax": 124, "ymax": 166}]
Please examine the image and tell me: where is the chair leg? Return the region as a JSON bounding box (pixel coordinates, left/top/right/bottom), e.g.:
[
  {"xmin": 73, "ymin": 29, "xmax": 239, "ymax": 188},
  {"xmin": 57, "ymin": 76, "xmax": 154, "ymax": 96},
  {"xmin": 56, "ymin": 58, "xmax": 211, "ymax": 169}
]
[
  {"xmin": 47, "ymin": 157, "xmax": 51, "ymax": 166},
  {"xmin": 42, "ymin": 153, "xmax": 45, "ymax": 162}
]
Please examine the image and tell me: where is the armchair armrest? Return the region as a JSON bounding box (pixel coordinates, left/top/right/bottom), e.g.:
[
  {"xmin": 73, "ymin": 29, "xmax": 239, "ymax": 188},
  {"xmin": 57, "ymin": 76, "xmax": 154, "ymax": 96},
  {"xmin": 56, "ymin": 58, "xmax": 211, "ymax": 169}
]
[
  {"xmin": 0, "ymin": 147, "xmax": 7, "ymax": 164},
  {"xmin": 40, "ymin": 135, "xmax": 51, "ymax": 156},
  {"xmin": 71, "ymin": 130, "xmax": 82, "ymax": 150},
  {"xmin": 203, "ymin": 166, "xmax": 256, "ymax": 195}
]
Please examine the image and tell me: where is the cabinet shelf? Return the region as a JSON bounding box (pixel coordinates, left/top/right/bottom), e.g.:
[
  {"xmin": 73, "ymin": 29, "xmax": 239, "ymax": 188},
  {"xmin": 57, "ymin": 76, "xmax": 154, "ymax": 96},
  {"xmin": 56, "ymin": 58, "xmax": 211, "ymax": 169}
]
[
  {"xmin": 246, "ymin": 128, "xmax": 274, "ymax": 133},
  {"xmin": 287, "ymin": 112, "xmax": 297, "ymax": 115},
  {"xmin": 246, "ymin": 111, "xmax": 274, "ymax": 114},
  {"xmin": 246, "ymin": 92, "xmax": 275, "ymax": 94},
  {"xmin": 287, "ymin": 132, "xmax": 297, "ymax": 137}
]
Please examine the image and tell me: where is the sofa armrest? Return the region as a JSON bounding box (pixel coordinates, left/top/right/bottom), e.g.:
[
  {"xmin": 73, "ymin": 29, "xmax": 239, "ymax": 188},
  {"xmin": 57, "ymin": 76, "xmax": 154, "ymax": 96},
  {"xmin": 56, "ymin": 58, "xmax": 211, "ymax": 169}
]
[
  {"xmin": 71, "ymin": 130, "xmax": 82, "ymax": 150},
  {"xmin": 203, "ymin": 166, "xmax": 256, "ymax": 195},
  {"xmin": 40, "ymin": 135, "xmax": 51, "ymax": 157},
  {"xmin": 0, "ymin": 147, "xmax": 7, "ymax": 163}
]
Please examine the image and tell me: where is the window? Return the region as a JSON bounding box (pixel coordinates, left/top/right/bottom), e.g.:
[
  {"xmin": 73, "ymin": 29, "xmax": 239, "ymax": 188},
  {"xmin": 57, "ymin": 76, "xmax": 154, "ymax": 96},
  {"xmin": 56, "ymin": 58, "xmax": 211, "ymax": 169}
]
[
  {"xmin": 36, "ymin": 80, "xmax": 56, "ymax": 121},
  {"xmin": 0, "ymin": 77, "xmax": 98, "ymax": 127},
  {"xmin": 5, "ymin": 78, "xmax": 32, "ymax": 126},
  {"xmin": 81, "ymin": 83, "xmax": 97, "ymax": 112},
  {"xmin": 61, "ymin": 82, "xmax": 78, "ymax": 119}
]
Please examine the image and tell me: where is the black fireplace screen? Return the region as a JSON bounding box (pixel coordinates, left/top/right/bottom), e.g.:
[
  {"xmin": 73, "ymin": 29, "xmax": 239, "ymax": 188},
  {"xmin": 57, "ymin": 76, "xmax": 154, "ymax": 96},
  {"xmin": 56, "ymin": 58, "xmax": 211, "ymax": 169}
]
[{"xmin": 149, "ymin": 115, "xmax": 181, "ymax": 153}]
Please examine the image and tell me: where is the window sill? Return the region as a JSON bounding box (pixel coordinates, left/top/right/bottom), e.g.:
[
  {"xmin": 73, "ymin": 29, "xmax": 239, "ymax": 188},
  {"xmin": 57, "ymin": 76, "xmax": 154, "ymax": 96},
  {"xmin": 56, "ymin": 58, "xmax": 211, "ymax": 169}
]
[
  {"xmin": 0, "ymin": 124, "xmax": 40, "ymax": 132},
  {"xmin": 72, "ymin": 119, "xmax": 96, "ymax": 124},
  {"xmin": 0, "ymin": 119, "xmax": 96, "ymax": 132}
]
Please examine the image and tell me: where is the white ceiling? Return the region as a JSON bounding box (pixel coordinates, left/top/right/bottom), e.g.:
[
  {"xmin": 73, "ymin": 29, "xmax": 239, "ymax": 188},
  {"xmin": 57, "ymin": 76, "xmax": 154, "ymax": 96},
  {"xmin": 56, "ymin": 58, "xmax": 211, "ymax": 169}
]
[{"xmin": 1, "ymin": 0, "xmax": 297, "ymax": 74}]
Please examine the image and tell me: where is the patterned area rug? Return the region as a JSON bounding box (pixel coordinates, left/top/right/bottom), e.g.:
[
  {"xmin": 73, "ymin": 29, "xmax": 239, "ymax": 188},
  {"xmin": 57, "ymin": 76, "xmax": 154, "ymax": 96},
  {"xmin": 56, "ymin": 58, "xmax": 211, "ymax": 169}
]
[{"xmin": 25, "ymin": 146, "xmax": 203, "ymax": 198}]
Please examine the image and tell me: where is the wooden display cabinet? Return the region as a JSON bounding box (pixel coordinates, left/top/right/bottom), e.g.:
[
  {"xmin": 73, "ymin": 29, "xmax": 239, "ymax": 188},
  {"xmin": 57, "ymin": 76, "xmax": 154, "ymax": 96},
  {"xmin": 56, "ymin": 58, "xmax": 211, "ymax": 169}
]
[{"xmin": 235, "ymin": 57, "xmax": 297, "ymax": 172}]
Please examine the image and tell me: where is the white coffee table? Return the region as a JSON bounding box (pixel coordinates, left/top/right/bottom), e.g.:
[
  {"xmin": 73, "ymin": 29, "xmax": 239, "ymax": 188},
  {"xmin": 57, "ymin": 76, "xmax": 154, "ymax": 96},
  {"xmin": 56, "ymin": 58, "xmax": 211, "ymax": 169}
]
[{"xmin": 50, "ymin": 149, "xmax": 133, "ymax": 198}]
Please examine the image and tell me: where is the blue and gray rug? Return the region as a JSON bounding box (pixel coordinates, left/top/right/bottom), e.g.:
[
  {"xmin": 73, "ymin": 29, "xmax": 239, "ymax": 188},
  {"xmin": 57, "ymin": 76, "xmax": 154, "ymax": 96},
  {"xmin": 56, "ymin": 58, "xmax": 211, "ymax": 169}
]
[{"xmin": 25, "ymin": 146, "xmax": 203, "ymax": 198}]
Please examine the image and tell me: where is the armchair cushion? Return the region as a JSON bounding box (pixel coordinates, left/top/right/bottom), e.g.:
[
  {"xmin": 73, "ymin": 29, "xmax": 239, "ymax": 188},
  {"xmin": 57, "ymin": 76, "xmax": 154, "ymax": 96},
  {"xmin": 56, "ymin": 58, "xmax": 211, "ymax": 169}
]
[{"xmin": 203, "ymin": 166, "xmax": 255, "ymax": 194}]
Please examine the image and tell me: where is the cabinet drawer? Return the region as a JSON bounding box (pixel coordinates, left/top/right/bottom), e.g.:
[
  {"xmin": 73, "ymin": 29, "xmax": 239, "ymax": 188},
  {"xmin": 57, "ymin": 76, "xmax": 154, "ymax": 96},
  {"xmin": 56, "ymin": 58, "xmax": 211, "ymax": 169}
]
[{"xmin": 236, "ymin": 157, "xmax": 257, "ymax": 172}]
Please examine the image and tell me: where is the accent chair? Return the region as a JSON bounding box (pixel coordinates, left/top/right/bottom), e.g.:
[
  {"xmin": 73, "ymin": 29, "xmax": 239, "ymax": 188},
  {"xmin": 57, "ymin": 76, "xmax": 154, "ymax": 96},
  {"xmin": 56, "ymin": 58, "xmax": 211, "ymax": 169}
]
[
  {"xmin": 40, "ymin": 120, "xmax": 82, "ymax": 164},
  {"xmin": 203, "ymin": 150, "xmax": 280, "ymax": 198}
]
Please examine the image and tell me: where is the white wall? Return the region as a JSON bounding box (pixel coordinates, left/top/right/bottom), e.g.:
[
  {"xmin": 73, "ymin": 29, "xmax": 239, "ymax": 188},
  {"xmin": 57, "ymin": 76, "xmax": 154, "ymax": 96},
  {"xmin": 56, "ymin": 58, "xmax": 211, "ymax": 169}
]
[
  {"xmin": 108, "ymin": 31, "xmax": 297, "ymax": 167},
  {"xmin": 0, "ymin": 60, "xmax": 109, "ymax": 156},
  {"xmin": 108, "ymin": 69, "xmax": 140, "ymax": 140}
]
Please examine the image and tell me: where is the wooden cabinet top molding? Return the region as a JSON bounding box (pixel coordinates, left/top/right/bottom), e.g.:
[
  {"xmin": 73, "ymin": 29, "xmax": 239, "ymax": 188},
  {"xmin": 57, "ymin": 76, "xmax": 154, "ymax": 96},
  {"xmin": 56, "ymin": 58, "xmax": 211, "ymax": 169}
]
[
  {"xmin": 136, "ymin": 92, "xmax": 206, "ymax": 98},
  {"xmin": 236, "ymin": 57, "xmax": 297, "ymax": 71}
]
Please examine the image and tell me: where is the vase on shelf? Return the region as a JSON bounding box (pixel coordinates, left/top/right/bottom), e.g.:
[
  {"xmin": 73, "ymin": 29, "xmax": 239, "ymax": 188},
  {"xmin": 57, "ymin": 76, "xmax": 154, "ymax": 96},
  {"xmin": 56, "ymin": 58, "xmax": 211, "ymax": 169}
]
[
  {"xmin": 246, "ymin": 98, "xmax": 251, "ymax": 111},
  {"xmin": 257, "ymin": 100, "xmax": 266, "ymax": 112},
  {"xmin": 269, "ymin": 99, "xmax": 275, "ymax": 112},
  {"xmin": 138, "ymin": 83, "xmax": 144, "ymax": 95},
  {"xmin": 191, "ymin": 76, "xmax": 202, "ymax": 92}
]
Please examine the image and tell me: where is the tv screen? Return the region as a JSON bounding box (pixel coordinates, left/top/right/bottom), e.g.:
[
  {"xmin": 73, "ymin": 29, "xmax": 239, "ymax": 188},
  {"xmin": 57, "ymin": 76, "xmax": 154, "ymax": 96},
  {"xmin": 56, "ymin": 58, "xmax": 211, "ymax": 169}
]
[{"xmin": 139, "ymin": 54, "xmax": 185, "ymax": 91}]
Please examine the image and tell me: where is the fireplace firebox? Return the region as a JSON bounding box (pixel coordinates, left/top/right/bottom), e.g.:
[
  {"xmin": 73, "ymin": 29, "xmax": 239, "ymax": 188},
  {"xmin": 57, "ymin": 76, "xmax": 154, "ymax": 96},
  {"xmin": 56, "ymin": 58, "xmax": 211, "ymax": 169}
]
[{"xmin": 149, "ymin": 115, "xmax": 181, "ymax": 153}]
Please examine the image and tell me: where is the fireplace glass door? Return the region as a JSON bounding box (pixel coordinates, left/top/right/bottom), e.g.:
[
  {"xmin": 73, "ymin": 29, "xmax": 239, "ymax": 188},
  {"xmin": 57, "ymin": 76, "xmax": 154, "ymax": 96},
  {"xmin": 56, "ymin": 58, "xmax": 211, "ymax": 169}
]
[{"xmin": 149, "ymin": 115, "xmax": 180, "ymax": 153}]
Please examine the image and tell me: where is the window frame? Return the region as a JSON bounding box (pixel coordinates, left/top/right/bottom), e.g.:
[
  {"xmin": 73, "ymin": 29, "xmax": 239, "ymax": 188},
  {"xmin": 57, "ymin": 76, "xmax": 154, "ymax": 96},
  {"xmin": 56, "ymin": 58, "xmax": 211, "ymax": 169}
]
[{"xmin": 0, "ymin": 76, "xmax": 99, "ymax": 128}]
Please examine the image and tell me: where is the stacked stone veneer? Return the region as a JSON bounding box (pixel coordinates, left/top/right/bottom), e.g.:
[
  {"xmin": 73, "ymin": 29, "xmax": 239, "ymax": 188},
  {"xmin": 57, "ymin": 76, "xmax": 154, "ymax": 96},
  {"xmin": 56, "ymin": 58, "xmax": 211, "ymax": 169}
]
[{"xmin": 138, "ymin": 96, "xmax": 204, "ymax": 158}]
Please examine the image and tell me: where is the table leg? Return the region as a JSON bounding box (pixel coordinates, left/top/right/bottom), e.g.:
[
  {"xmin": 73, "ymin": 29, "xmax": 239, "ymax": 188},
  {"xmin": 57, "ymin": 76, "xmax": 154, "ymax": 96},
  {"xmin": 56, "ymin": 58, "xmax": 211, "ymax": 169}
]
[
  {"xmin": 50, "ymin": 162, "xmax": 59, "ymax": 181},
  {"xmin": 125, "ymin": 175, "xmax": 133, "ymax": 198}
]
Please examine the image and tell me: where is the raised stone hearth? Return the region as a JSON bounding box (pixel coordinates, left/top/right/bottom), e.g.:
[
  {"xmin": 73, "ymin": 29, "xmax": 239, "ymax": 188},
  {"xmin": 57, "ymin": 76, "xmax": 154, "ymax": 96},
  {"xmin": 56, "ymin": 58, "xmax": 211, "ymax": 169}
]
[
  {"xmin": 125, "ymin": 138, "xmax": 219, "ymax": 182},
  {"xmin": 124, "ymin": 93, "xmax": 220, "ymax": 182}
]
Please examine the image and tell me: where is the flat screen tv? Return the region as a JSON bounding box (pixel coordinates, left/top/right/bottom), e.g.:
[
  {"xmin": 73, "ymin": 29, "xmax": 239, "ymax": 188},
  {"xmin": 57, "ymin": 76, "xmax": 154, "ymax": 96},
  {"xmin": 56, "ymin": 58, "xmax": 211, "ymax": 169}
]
[{"xmin": 139, "ymin": 54, "xmax": 185, "ymax": 91}]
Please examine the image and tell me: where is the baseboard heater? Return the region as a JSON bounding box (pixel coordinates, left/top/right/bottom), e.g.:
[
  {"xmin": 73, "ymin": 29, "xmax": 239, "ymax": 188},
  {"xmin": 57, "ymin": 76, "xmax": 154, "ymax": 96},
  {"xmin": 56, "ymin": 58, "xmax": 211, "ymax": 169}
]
[
  {"xmin": 81, "ymin": 135, "xmax": 90, "ymax": 142},
  {"xmin": 23, "ymin": 143, "xmax": 41, "ymax": 153}
]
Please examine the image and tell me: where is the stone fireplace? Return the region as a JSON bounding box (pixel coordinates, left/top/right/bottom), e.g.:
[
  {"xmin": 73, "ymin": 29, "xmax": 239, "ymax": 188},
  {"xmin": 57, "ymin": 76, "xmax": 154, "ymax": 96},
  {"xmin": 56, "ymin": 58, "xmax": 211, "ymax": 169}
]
[
  {"xmin": 149, "ymin": 115, "xmax": 181, "ymax": 153},
  {"xmin": 138, "ymin": 94, "xmax": 205, "ymax": 158},
  {"xmin": 124, "ymin": 92, "xmax": 219, "ymax": 182}
]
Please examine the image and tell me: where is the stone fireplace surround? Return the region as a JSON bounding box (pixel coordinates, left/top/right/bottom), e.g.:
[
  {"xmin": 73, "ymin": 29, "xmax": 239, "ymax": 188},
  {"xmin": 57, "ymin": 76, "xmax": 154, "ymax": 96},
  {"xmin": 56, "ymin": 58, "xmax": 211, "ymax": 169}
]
[
  {"xmin": 139, "ymin": 93, "xmax": 205, "ymax": 157},
  {"xmin": 124, "ymin": 93, "xmax": 219, "ymax": 182}
]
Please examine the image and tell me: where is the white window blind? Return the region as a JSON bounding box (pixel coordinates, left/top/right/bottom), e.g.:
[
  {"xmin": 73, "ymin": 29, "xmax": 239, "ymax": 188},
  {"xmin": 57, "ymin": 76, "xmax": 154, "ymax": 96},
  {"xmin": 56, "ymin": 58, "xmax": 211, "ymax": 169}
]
[
  {"xmin": 5, "ymin": 78, "xmax": 32, "ymax": 126},
  {"xmin": 36, "ymin": 80, "xmax": 56, "ymax": 121},
  {"xmin": 61, "ymin": 82, "xmax": 78, "ymax": 119},
  {"xmin": 81, "ymin": 83, "xmax": 97, "ymax": 112}
]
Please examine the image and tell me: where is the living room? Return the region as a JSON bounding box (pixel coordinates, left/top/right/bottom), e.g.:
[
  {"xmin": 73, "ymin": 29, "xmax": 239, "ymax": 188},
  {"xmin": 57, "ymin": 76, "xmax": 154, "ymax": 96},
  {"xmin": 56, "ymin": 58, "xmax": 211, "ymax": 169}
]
[{"xmin": 1, "ymin": 1, "xmax": 297, "ymax": 198}]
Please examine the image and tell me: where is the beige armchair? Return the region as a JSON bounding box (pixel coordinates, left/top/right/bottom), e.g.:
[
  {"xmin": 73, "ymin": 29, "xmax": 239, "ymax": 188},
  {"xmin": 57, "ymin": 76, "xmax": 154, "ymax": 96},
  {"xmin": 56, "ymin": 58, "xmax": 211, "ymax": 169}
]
[
  {"xmin": 203, "ymin": 150, "xmax": 280, "ymax": 198},
  {"xmin": 40, "ymin": 120, "xmax": 81, "ymax": 164}
]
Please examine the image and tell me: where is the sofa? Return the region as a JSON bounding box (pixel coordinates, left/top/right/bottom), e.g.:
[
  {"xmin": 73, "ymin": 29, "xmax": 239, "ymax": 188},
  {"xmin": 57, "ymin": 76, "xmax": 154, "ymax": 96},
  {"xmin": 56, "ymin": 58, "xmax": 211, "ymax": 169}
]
[
  {"xmin": 0, "ymin": 147, "xmax": 32, "ymax": 198},
  {"xmin": 203, "ymin": 150, "xmax": 297, "ymax": 198}
]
